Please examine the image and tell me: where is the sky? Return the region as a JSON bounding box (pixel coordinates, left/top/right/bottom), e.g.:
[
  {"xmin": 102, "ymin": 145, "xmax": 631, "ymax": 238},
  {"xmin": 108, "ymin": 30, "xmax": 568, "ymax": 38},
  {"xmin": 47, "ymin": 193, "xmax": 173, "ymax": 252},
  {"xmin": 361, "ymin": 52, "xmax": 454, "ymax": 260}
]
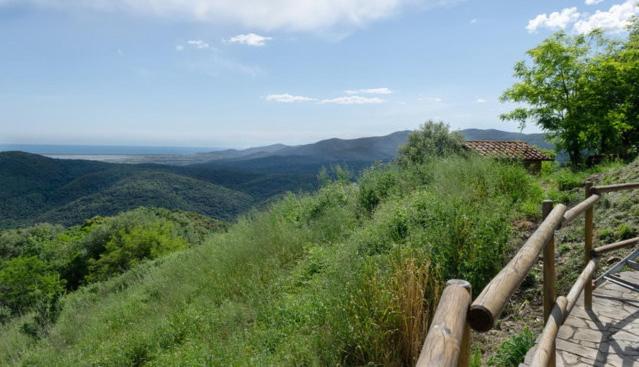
[{"xmin": 1, "ymin": 0, "xmax": 637, "ymax": 148}]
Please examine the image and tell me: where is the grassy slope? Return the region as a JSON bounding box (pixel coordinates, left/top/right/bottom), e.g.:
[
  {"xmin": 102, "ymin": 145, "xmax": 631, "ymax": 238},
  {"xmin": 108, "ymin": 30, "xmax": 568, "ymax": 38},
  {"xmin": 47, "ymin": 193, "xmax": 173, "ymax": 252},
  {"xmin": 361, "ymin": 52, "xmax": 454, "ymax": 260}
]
[{"xmin": 0, "ymin": 157, "xmax": 542, "ymax": 366}]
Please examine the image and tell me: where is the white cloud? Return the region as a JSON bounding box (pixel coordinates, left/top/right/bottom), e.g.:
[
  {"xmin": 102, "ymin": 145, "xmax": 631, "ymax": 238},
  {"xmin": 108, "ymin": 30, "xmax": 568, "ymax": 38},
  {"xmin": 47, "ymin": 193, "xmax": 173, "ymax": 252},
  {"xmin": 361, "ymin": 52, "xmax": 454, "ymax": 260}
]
[
  {"xmin": 574, "ymin": 0, "xmax": 639, "ymax": 34},
  {"xmin": 187, "ymin": 40, "xmax": 210, "ymax": 49},
  {"xmin": 0, "ymin": 0, "xmax": 456, "ymax": 31},
  {"xmin": 344, "ymin": 87, "xmax": 393, "ymax": 95},
  {"xmin": 265, "ymin": 93, "xmax": 315, "ymax": 103},
  {"xmin": 527, "ymin": 1, "xmax": 639, "ymax": 35},
  {"xmin": 526, "ymin": 7, "xmax": 580, "ymax": 33},
  {"xmin": 227, "ymin": 33, "xmax": 272, "ymax": 46},
  {"xmin": 476, "ymin": 98, "xmax": 486, "ymax": 103},
  {"xmin": 320, "ymin": 95, "xmax": 385, "ymax": 104}
]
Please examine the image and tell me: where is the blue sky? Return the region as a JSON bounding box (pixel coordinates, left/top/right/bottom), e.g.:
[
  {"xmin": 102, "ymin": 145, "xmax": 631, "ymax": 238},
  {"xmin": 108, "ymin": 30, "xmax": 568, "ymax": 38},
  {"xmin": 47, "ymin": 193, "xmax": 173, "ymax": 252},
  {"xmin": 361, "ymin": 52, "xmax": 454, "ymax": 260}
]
[{"xmin": 1, "ymin": 0, "xmax": 637, "ymax": 148}]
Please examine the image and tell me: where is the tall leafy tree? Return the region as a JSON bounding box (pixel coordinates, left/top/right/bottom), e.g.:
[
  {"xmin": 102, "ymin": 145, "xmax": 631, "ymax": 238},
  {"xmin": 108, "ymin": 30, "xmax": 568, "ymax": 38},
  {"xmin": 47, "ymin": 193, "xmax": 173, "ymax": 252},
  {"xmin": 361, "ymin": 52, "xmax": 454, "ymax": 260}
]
[{"xmin": 501, "ymin": 32, "xmax": 600, "ymax": 166}]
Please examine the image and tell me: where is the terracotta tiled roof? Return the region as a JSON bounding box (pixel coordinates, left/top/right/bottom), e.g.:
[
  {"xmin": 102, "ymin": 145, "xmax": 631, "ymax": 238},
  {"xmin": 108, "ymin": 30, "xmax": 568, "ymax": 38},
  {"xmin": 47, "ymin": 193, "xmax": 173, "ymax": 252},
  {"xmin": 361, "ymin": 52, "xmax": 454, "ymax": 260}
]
[{"xmin": 463, "ymin": 141, "xmax": 552, "ymax": 161}]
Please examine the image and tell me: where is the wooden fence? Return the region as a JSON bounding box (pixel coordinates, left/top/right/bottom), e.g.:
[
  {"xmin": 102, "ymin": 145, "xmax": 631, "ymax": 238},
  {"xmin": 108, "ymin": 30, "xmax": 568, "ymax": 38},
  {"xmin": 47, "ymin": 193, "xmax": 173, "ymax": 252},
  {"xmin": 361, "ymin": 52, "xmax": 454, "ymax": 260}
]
[{"xmin": 416, "ymin": 181, "xmax": 639, "ymax": 367}]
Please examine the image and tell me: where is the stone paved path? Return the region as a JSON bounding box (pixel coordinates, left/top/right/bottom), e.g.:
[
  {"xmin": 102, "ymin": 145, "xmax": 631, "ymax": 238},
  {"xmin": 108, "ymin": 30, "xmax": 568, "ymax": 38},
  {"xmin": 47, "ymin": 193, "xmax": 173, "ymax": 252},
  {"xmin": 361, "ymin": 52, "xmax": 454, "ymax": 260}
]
[{"xmin": 522, "ymin": 271, "xmax": 639, "ymax": 367}]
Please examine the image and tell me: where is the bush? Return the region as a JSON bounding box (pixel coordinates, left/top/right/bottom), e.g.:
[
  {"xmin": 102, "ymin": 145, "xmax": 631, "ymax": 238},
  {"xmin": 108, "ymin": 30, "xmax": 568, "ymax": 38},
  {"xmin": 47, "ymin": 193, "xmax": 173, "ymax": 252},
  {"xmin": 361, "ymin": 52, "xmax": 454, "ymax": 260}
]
[
  {"xmin": 398, "ymin": 120, "xmax": 465, "ymax": 166},
  {"xmin": 86, "ymin": 220, "xmax": 188, "ymax": 282},
  {"xmin": 0, "ymin": 257, "xmax": 64, "ymax": 315}
]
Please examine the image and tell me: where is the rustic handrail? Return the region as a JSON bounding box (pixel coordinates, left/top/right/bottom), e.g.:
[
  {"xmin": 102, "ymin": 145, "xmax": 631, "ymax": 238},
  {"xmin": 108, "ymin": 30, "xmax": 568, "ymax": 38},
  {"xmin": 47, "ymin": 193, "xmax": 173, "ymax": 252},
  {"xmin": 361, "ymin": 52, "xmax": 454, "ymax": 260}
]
[
  {"xmin": 420, "ymin": 180, "xmax": 639, "ymax": 367},
  {"xmin": 592, "ymin": 236, "xmax": 639, "ymax": 255},
  {"xmin": 416, "ymin": 280, "xmax": 472, "ymax": 367},
  {"xmin": 529, "ymin": 296, "xmax": 567, "ymax": 367},
  {"xmin": 561, "ymin": 194, "xmax": 600, "ymax": 226},
  {"xmin": 468, "ymin": 204, "xmax": 566, "ymax": 332},
  {"xmin": 565, "ymin": 259, "xmax": 598, "ymax": 314},
  {"xmin": 592, "ymin": 182, "xmax": 639, "ymax": 193},
  {"xmin": 530, "ymin": 258, "xmax": 597, "ymax": 366}
]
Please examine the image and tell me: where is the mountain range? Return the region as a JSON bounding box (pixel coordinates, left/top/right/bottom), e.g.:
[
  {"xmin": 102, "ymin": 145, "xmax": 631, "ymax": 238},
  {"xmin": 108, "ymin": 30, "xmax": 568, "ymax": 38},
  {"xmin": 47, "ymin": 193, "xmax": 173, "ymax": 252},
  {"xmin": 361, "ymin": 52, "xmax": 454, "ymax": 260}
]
[{"xmin": 0, "ymin": 128, "xmax": 550, "ymax": 228}]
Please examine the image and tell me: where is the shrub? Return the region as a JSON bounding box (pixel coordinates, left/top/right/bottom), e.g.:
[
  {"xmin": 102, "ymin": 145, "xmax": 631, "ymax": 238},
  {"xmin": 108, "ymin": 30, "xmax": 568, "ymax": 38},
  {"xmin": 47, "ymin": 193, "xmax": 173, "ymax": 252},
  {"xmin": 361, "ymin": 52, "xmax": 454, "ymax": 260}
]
[
  {"xmin": 357, "ymin": 164, "xmax": 401, "ymax": 214},
  {"xmin": 398, "ymin": 120, "xmax": 465, "ymax": 166},
  {"xmin": 0, "ymin": 257, "xmax": 64, "ymax": 315},
  {"xmin": 86, "ymin": 220, "xmax": 188, "ymax": 282}
]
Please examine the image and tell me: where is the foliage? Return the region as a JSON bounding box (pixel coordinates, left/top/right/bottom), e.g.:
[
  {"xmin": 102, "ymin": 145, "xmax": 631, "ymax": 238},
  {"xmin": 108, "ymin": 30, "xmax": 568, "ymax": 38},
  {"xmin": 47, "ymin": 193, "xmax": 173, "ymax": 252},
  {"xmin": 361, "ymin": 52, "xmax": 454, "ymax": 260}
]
[
  {"xmin": 0, "ymin": 208, "xmax": 223, "ymax": 319},
  {"xmin": 0, "ymin": 257, "xmax": 64, "ymax": 316},
  {"xmin": 398, "ymin": 121, "xmax": 465, "ymax": 166},
  {"xmin": 0, "ymin": 155, "xmax": 541, "ymax": 366},
  {"xmin": 501, "ymin": 22, "xmax": 639, "ymax": 166},
  {"xmin": 86, "ymin": 219, "xmax": 188, "ymax": 282},
  {"xmin": 488, "ymin": 328, "xmax": 535, "ymax": 367}
]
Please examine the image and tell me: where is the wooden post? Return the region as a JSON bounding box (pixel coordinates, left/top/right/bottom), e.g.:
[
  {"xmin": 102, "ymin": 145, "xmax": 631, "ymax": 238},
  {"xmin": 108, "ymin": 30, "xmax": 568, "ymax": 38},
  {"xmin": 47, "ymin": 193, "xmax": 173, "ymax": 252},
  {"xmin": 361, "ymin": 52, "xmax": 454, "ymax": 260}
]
[
  {"xmin": 542, "ymin": 200, "xmax": 556, "ymax": 367},
  {"xmin": 458, "ymin": 318, "xmax": 471, "ymax": 367},
  {"xmin": 584, "ymin": 181, "xmax": 594, "ymax": 309},
  {"xmin": 417, "ymin": 280, "xmax": 472, "ymax": 367}
]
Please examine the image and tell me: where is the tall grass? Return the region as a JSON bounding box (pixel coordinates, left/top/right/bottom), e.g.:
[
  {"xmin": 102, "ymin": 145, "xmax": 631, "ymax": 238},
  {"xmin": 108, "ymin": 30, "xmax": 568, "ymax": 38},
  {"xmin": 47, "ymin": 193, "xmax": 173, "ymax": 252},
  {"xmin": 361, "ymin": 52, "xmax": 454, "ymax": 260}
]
[{"xmin": 0, "ymin": 156, "xmax": 540, "ymax": 366}]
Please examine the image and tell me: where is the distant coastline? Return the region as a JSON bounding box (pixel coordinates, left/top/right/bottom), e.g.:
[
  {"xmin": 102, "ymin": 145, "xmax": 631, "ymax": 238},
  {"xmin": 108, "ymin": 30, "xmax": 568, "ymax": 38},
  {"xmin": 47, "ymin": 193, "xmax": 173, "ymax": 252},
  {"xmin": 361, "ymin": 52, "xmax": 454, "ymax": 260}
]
[{"xmin": 0, "ymin": 144, "xmax": 221, "ymax": 156}]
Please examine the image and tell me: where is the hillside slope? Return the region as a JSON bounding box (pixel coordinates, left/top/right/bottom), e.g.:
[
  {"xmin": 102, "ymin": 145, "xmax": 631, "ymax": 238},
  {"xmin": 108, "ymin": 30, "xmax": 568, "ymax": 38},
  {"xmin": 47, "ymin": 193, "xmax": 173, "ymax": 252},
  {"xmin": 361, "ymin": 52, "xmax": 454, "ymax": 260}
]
[
  {"xmin": 0, "ymin": 152, "xmax": 253, "ymax": 228},
  {"xmin": 0, "ymin": 156, "xmax": 543, "ymax": 366}
]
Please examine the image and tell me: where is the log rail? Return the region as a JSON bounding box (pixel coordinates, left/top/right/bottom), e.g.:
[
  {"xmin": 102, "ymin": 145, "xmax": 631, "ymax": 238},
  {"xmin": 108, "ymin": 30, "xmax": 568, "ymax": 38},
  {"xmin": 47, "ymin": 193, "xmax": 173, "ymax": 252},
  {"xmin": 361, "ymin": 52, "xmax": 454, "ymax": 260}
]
[{"xmin": 416, "ymin": 181, "xmax": 639, "ymax": 367}]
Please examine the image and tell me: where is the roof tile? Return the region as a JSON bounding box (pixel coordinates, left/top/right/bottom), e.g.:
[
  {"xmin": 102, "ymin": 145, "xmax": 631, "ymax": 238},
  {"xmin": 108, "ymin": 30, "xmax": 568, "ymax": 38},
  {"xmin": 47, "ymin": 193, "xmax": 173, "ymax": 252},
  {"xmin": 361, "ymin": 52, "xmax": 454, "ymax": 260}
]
[{"xmin": 463, "ymin": 141, "xmax": 551, "ymax": 161}]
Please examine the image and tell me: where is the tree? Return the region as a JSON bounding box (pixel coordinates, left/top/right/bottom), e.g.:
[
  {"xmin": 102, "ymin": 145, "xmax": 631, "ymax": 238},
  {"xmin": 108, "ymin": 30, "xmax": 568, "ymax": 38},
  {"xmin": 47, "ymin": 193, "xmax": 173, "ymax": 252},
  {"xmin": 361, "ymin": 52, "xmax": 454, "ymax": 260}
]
[
  {"xmin": 501, "ymin": 32, "xmax": 604, "ymax": 166},
  {"xmin": 0, "ymin": 256, "xmax": 64, "ymax": 315},
  {"xmin": 398, "ymin": 121, "xmax": 464, "ymax": 166},
  {"xmin": 503, "ymin": 30, "xmax": 639, "ymax": 165}
]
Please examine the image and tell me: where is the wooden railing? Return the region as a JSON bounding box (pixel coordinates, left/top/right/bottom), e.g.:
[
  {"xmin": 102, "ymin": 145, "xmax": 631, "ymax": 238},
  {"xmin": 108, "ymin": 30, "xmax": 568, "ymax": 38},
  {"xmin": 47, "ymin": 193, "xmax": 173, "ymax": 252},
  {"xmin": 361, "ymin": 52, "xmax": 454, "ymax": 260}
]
[{"xmin": 417, "ymin": 181, "xmax": 639, "ymax": 367}]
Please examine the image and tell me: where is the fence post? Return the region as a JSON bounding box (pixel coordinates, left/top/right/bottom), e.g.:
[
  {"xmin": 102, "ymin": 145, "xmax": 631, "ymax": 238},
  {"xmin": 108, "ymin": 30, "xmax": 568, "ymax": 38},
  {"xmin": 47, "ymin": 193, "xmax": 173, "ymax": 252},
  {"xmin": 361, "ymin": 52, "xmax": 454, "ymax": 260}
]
[
  {"xmin": 542, "ymin": 199, "xmax": 556, "ymax": 367},
  {"xmin": 458, "ymin": 313, "xmax": 471, "ymax": 367},
  {"xmin": 417, "ymin": 280, "xmax": 472, "ymax": 367},
  {"xmin": 584, "ymin": 181, "xmax": 594, "ymax": 309}
]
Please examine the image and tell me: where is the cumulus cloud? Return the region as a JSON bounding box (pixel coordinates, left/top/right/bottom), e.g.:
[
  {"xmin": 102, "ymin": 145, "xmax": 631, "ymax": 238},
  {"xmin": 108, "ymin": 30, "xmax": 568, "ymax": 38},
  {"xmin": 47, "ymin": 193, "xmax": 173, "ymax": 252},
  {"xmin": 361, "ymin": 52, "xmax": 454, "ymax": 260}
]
[
  {"xmin": 0, "ymin": 0, "xmax": 455, "ymax": 31},
  {"xmin": 344, "ymin": 87, "xmax": 393, "ymax": 95},
  {"xmin": 527, "ymin": 1, "xmax": 639, "ymax": 34},
  {"xmin": 265, "ymin": 94, "xmax": 316, "ymax": 103},
  {"xmin": 320, "ymin": 95, "xmax": 385, "ymax": 105},
  {"xmin": 227, "ymin": 33, "xmax": 271, "ymax": 46},
  {"xmin": 476, "ymin": 98, "xmax": 487, "ymax": 103},
  {"xmin": 574, "ymin": 0, "xmax": 639, "ymax": 34},
  {"xmin": 526, "ymin": 7, "xmax": 580, "ymax": 33}
]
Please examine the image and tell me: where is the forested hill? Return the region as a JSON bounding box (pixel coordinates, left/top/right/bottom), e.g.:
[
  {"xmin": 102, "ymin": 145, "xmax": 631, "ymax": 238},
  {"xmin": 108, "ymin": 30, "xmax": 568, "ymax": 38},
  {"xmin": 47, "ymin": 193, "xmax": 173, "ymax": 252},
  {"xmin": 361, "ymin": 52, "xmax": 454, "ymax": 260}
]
[
  {"xmin": 0, "ymin": 129, "xmax": 550, "ymax": 228},
  {"xmin": 0, "ymin": 152, "xmax": 255, "ymax": 228},
  {"xmin": 0, "ymin": 151, "xmax": 364, "ymax": 228}
]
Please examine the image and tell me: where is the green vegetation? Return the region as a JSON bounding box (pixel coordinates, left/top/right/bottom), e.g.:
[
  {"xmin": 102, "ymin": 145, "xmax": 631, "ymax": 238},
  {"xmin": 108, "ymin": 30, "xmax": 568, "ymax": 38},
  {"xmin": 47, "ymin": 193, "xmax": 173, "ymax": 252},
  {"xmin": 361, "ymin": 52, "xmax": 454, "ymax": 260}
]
[
  {"xmin": 0, "ymin": 208, "xmax": 224, "ymax": 321},
  {"xmin": 398, "ymin": 120, "xmax": 465, "ymax": 166},
  {"xmin": 501, "ymin": 20, "xmax": 639, "ymax": 166},
  {"xmin": 0, "ymin": 124, "xmax": 543, "ymax": 366},
  {"xmin": 488, "ymin": 328, "xmax": 535, "ymax": 367}
]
